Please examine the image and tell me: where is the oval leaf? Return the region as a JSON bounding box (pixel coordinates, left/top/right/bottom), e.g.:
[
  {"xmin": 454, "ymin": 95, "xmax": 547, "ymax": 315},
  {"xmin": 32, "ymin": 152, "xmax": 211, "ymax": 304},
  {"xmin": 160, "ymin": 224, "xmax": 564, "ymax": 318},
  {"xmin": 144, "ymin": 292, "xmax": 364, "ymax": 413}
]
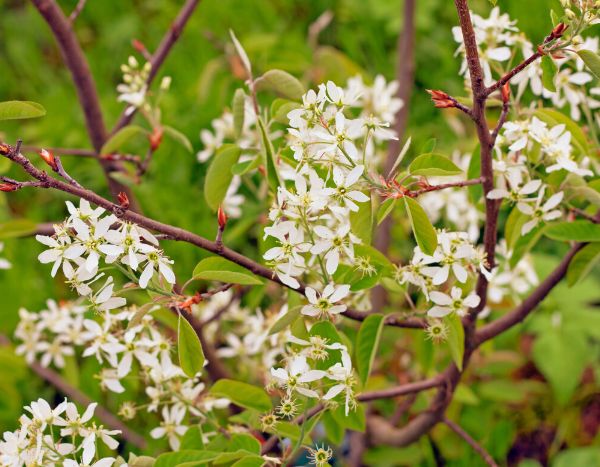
[
  {"xmin": 403, "ymin": 197, "xmax": 438, "ymax": 255},
  {"xmin": 163, "ymin": 125, "xmax": 193, "ymax": 153},
  {"xmin": 233, "ymin": 88, "xmax": 246, "ymax": 139},
  {"xmin": 577, "ymin": 49, "xmax": 600, "ymax": 80},
  {"xmin": 356, "ymin": 314, "xmax": 385, "ymax": 387},
  {"xmin": 204, "ymin": 144, "xmax": 242, "ymax": 211},
  {"xmin": 193, "ymin": 257, "xmax": 263, "ymax": 285},
  {"xmin": 545, "ymin": 221, "xmax": 600, "ymax": 242},
  {"xmin": 154, "ymin": 450, "xmax": 219, "ymax": 467},
  {"xmin": 255, "ymin": 69, "xmax": 305, "ymax": 101},
  {"xmin": 409, "ymin": 153, "xmax": 462, "ymax": 177},
  {"xmin": 446, "ymin": 313, "xmax": 465, "ymax": 371},
  {"xmin": 178, "ymin": 314, "xmax": 205, "ymax": 378},
  {"xmin": 541, "ymin": 55, "xmax": 557, "ymax": 92},
  {"xmin": 101, "ymin": 125, "xmax": 147, "ymax": 155},
  {"xmin": 209, "ymin": 379, "xmax": 271, "ymax": 412},
  {"xmin": 0, "ymin": 101, "xmax": 46, "ymax": 120},
  {"xmin": 0, "ymin": 219, "xmax": 38, "ymax": 239}
]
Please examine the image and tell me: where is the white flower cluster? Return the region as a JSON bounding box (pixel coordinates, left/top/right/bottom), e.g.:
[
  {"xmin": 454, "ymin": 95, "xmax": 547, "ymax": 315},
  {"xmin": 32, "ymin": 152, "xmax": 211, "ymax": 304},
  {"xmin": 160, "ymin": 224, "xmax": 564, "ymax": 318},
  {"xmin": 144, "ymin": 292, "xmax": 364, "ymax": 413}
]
[
  {"xmin": 263, "ymin": 81, "xmax": 399, "ymax": 312},
  {"xmin": 117, "ymin": 56, "xmax": 151, "ymax": 111},
  {"xmin": 270, "ymin": 334, "xmax": 356, "ymax": 416},
  {"xmin": 396, "ymin": 231, "xmax": 484, "ymax": 317},
  {"xmin": 14, "ymin": 299, "xmax": 229, "ymax": 451},
  {"xmin": 36, "ymin": 200, "xmax": 175, "ymax": 308},
  {"xmin": 0, "ymin": 242, "xmax": 10, "ymax": 270},
  {"xmin": 0, "ymin": 398, "xmax": 120, "ymax": 467}
]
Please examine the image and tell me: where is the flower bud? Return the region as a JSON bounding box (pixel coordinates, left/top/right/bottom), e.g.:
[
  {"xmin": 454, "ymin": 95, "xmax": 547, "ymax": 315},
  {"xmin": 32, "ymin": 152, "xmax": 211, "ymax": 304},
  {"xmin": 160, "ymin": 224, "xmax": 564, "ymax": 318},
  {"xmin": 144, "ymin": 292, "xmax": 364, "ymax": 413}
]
[
  {"xmin": 551, "ymin": 22, "xmax": 568, "ymax": 38},
  {"xmin": 0, "ymin": 143, "xmax": 10, "ymax": 155},
  {"xmin": 132, "ymin": 39, "xmax": 146, "ymax": 54},
  {"xmin": 39, "ymin": 149, "xmax": 58, "ymax": 171},
  {"xmin": 426, "ymin": 89, "xmax": 455, "ymax": 109},
  {"xmin": 501, "ymin": 83, "xmax": 511, "ymax": 103},
  {"xmin": 149, "ymin": 127, "xmax": 163, "ymax": 151},
  {"xmin": 0, "ymin": 182, "xmax": 18, "ymax": 192},
  {"xmin": 117, "ymin": 191, "xmax": 130, "ymax": 209},
  {"xmin": 217, "ymin": 205, "xmax": 228, "ymax": 230}
]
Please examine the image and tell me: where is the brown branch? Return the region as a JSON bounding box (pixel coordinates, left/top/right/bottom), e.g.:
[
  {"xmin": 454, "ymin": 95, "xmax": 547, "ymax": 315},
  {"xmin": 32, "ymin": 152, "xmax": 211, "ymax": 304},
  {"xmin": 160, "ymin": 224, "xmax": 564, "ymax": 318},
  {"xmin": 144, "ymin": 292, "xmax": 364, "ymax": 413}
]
[
  {"xmin": 443, "ymin": 416, "xmax": 498, "ymax": 467},
  {"xmin": 21, "ymin": 146, "xmax": 96, "ymax": 158},
  {"xmin": 490, "ymin": 97, "xmax": 510, "ymax": 145},
  {"xmin": 0, "ymin": 334, "xmax": 146, "ymax": 449},
  {"xmin": 30, "ymin": 0, "xmax": 138, "ymax": 209},
  {"xmin": 408, "ymin": 178, "xmax": 483, "ymax": 198},
  {"xmin": 111, "ymin": 0, "xmax": 202, "ymax": 134},
  {"xmin": 485, "ymin": 52, "xmax": 543, "ymax": 98}
]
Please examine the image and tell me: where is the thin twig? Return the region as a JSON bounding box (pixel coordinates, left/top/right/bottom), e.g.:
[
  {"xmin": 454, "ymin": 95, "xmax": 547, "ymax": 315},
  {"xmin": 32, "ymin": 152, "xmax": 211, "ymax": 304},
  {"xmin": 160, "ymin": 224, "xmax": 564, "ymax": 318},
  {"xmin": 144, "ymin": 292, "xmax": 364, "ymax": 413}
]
[
  {"xmin": 408, "ymin": 178, "xmax": 483, "ymax": 197},
  {"xmin": 68, "ymin": 0, "xmax": 87, "ymax": 22},
  {"xmin": 443, "ymin": 416, "xmax": 498, "ymax": 467},
  {"xmin": 111, "ymin": 0, "xmax": 202, "ymax": 134}
]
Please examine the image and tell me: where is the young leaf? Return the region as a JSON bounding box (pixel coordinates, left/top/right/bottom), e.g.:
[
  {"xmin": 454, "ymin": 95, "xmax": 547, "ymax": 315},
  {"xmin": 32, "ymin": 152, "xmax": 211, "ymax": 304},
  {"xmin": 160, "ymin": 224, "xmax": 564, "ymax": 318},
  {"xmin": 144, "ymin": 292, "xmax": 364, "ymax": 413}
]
[
  {"xmin": 257, "ymin": 117, "xmax": 282, "ymax": 195},
  {"xmin": 193, "ymin": 257, "xmax": 263, "ymax": 285},
  {"xmin": 349, "ymin": 194, "xmax": 373, "ymax": 244},
  {"xmin": 0, "ymin": 100, "xmax": 46, "ymax": 120},
  {"xmin": 577, "ymin": 50, "xmax": 600, "ymax": 80},
  {"xmin": 268, "ymin": 306, "xmax": 301, "ymax": 335},
  {"xmin": 387, "ymin": 136, "xmax": 412, "ymax": 179},
  {"xmin": 403, "ymin": 197, "xmax": 438, "ymax": 255},
  {"xmin": 154, "ymin": 450, "xmax": 219, "ymax": 467},
  {"xmin": 545, "ymin": 221, "xmax": 600, "ymax": 242},
  {"xmin": 229, "ymin": 30, "xmax": 252, "ymax": 76},
  {"xmin": 420, "ymin": 138, "xmax": 437, "ymax": 154},
  {"xmin": 271, "ymin": 98, "xmax": 301, "ymax": 125},
  {"xmin": 355, "ymin": 314, "xmax": 385, "ymax": 387},
  {"xmin": 209, "ymin": 379, "xmax": 272, "ymax": 412},
  {"xmin": 541, "ymin": 55, "xmax": 557, "ymax": 92},
  {"xmin": 566, "ymin": 243, "xmax": 600, "ymax": 287},
  {"xmin": 445, "ymin": 313, "xmax": 465, "ymax": 371},
  {"xmin": 100, "ymin": 125, "xmax": 147, "ymax": 155},
  {"xmin": 376, "ymin": 198, "xmax": 397, "ymax": 226},
  {"xmin": 232, "ymin": 89, "xmax": 246, "ymax": 139},
  {"xmin": 178, "ymin": 314, "xmax": 205, "ymax": 378},
  {"xmin": 467, "ymin": 145, "xmax": 483, "ymax": 203},
  {"xmin": 204, "ymin": 144, "xmax": 242, "ymax": 211},
  {"xmin": 163, "ymin": 125, "xmax": 193, "ymax": 153},
  {"xmin": 255, "ymin": 69, "xmax": 305, "ymax": 101},
  {"xmin": 408, "ymin": 153, "xmax": 462, "ymax": 177}
]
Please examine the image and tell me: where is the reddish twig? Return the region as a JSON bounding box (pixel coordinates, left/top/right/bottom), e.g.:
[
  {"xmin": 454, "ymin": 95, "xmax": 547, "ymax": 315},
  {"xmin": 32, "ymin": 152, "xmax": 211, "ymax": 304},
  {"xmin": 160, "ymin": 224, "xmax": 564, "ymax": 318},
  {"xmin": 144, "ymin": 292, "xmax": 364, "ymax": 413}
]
[
  {"xmin": 408, "ymin": 178, "xmax": 483, "ymax": 197},
  {"xmin": 68, "ymin": 0, "xmax": 87, "ymax": 22}
]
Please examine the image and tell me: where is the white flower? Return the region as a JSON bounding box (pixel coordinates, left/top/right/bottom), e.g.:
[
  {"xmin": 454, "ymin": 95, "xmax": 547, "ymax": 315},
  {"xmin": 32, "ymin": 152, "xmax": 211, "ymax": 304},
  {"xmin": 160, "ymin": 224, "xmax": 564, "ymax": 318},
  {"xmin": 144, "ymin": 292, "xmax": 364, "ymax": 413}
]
[
  {"xmin": 150, "ymin": 405, "xmax": 188, "ymax": 450},
  {"xmin": 428, "ymin": 287, "xmax": 481, "ymax": 318},
  {"xmin": 311, "ymin": 224, "xmax": 360, "ymax": 275},
  {"xmin": 323, "ymin": 349, "xmax": 355, "ymax": 415},
  {"xmin": 301, "ymin": 283, "xmax": 350, "ymax": 318},
  {"xmin": 88, "ymin": 277, "xmax": 127, "ymax": 312},
  {"xmin": 332, "ymin": 165, "xmax": 369, "ymax": 212},
  {"xmin": 487, "ymin": 170, "xmax": 542, "ymax": 203},
  {"xmin": 270, "ymin": 355, "xmax": 326, "ymax": 398},
  {"xmin": 139, "ymin": 250, "xmax": 176, "ymax": 289},
  {"xmin": 517, "ymin": 188, "xmax": 564, "ymax": 235}
]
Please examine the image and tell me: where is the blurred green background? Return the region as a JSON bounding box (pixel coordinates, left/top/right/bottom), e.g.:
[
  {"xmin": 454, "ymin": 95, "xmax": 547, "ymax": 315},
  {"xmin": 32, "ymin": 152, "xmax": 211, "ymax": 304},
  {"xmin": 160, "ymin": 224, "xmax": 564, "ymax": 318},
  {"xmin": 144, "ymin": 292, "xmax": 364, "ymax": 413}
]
[{"xmin": 3, "ymin": 1, "xmax": 600, "ymax": 465}]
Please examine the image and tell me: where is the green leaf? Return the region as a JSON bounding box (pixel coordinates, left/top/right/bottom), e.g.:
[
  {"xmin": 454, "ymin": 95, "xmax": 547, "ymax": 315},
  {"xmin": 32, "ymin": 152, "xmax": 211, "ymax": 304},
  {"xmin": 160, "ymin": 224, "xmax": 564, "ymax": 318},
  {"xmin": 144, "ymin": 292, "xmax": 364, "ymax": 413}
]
[
  {"xmin": 545, "ymin": 221, "xmax": 600, "ymax": 242},
  {"xmin": 554, "ymin": 448, "xmax": 600, "ymax": 467},
  {"xmin": 420, "ymin": 138, "xmax": 437, "ymax": 154},
  {"xmin": 331, "ymin": 403, "xmax": 366, "ymax": 432},
  {"xmin": 0, "ymin": 219, "xmax": 38, "ymax": 239},
  {"xmin": 178, "ymin": 314, "xmax": 205, "ymax": 378},
  {"xmin": 577, "ymin": 49, "xmax": 600, "ymax": 80},
  {"xmin": 100, "ymin": 125, "xmax": 147, "ymax": 155},
  {"xmin": 232, "ymin": 156, "xmax": 261, "ymax": 176},
  {"xmin": 180, "ymin": 426, "xmax": 205, "ymax": 450},
  {"xmin": 204, "ymin": 144, "xmax": 242, "ymax": 210},
  {"xmin": 505, "ymin": 206, "xmax": 527, "ymax": 249},
  {"xmin": 532, "ymin": 328, "xmax": 589, "ymax": 405},
  {"xmin": 210, "ymin": 379, "xmax": 271, "ymax": 412},
  {"xmin": 322, "ymin": 412, "xmax": 344, "ymax": 444},
  {"xmin": 403, "ymin": 197, "xmax": 438, "ymax": 255},
  {"xmin": 232, "ymin": 89, "xmax": 246, "ymax": 139},
  {"xmin": 566, "ymin": 243, "xmax": 600, "ymax": 286},
  {"xmin": 376, "ymin": 198, "xmax": 397, "ymax": 226},
  {"xmin": 541, "ymin": 55, "xmax": 557, "ymax": 92},
  {"xmin": 258, "ymin": 117, "xmax": 281, "ymax": 195},
  {"xmin": 193, "ymin": 257, "xmax": 263, "ymax": 285},
  {"xmin": 387, "ymin": 136, "xmax": 412, "ymax": 179},
  {"xmin": 268, "ymin": 306, "xmax": 301, "ymax": 335},
  {"xmin": 350, "ymin": 194, "xmax": 372, "ymax": 244},
  {"xmin": 355, "ymin": 314, "xmax": 385, "ymax": 387},
  {"xmin": 229, "ymin": 433, "xmax": 261, "ymax": 454},
  {"xmin": 231, "ymin": 456, "xmax": 265, "ymax": 467},
  {"xmin": 446, "ymin": 313, "xmax": 465, "ymax": 371},
  {"xmin": 255, "ymin": 69, "xmax": 305, "ymax": 101},
  {"xmin": 0, "ymin": 100, "xmax": 46, "ymax": 120},
  {"xmin": 163, "ymin": 125, "xmax": 193, "ymax": 153},
  {"xmin": 271, "ymin": 98, "xmax": 301, "ymax": 125},
  {"xmin": 154, "ymin": 450, "xmax": 219, "ymax": 467},
  {"xmin": 127, "ymin": 454, "xmax": 155, "ymax": 467},
  {"xmin": 409, "ymin": 153, "xmax": 462, "ymax": 177}
]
